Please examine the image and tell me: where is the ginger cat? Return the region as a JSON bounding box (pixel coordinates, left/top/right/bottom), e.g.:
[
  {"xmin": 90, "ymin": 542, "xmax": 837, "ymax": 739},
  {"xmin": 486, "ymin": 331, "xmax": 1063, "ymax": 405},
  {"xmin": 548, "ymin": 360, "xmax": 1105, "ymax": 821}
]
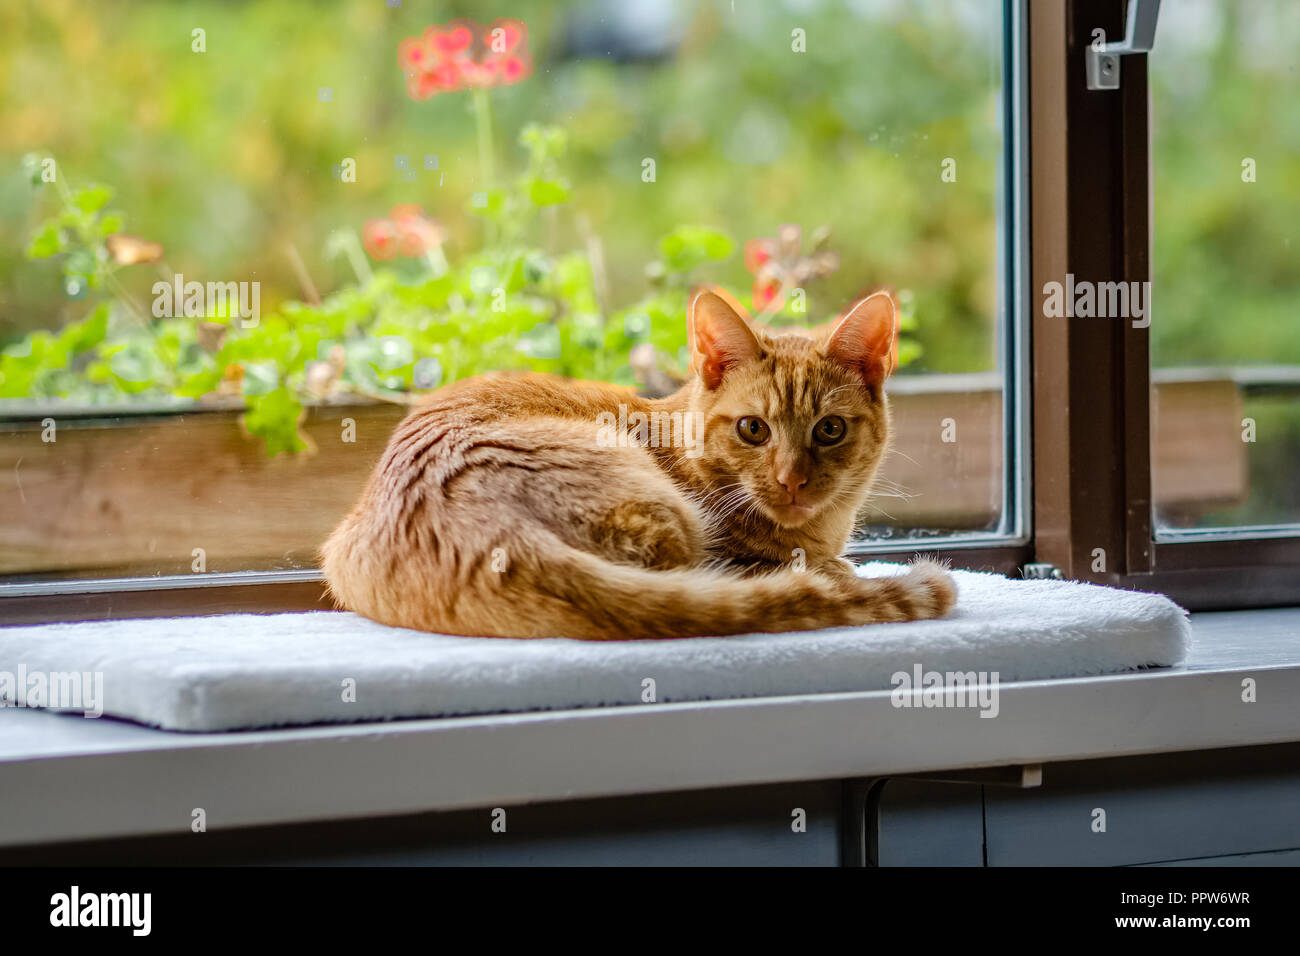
[{"xmin": 322, "ymin": 287, "xmax": 956, "ymax": 639}]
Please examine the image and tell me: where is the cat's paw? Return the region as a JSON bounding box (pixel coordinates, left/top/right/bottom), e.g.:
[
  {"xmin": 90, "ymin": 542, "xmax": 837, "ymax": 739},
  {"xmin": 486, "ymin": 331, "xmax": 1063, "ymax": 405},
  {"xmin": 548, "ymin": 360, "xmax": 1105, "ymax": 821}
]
[{"xmin": 900, "ymin": 558, "xmax": 957, "ymax": 620}]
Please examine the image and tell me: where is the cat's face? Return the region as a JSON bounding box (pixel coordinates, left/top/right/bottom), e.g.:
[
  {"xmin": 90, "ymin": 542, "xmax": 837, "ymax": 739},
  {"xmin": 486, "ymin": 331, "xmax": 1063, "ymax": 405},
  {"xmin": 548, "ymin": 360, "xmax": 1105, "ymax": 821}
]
[{"xmin": 687, "ymin": 288, "xmax": 898, "ymax": 529}]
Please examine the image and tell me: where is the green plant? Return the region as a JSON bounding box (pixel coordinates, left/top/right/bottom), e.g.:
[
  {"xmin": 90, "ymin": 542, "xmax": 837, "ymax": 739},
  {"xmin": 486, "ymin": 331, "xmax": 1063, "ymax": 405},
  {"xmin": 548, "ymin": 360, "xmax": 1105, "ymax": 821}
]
[
  {"xmin": 3, "ymin": 1, "xmax": 998, "ymax": 377},
  {"xmin": 5, "ymin": 126, "xmax": 919, "ymax": 456},
  {"xmin": 20, "ymin": 154, "xmax": 128, "ymax": 304}
]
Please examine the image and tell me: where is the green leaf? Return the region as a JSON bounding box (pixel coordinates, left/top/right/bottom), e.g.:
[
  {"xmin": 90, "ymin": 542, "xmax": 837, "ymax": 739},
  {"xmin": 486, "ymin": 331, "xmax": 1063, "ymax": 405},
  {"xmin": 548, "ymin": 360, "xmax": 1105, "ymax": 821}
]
[
  {"xmin": 658, "ymin": 226, "xmax": 736, "ymax": 274},
  {"xmin": 25, "ymin": 221, "xmax": 63, "ymax": 259},
  {"xmin": 468, "ymin": 187, "xmax": 508, "ymax": 221},
  {"xmin": 98, "ymin": 211, "xmax": 126, "ymax": 236},
  {"xmin": 57, "ymin": 304, "xmax": 110, "ymax": 354},
  {"xmin": 85, "ymin": 359, "xmax": 114, "ymax": 385},
  {"xmin": 519, "ymin": 124, "xmax": 567, "ymax": 165},
  {"xmin": 897, "ymin": 338, "xmax": 923, "ymax": 367},
  {"xmin": 0, "ymin": 353, "xmax": 38, "ymax": 397},
  {"xmin": 176, "ymin": 366, "xmax": 222, "ymax": 399},
  {"xmin": 243, "ymin": 388, "xmax": 308, "ymax": 456},
  {"xmin": 73, "ymin": 183, "xmax": 114, "ymax": 214},
  {"xmin": 528, "ymin": 178, "xmax": 570, "ymax": 206},
  {"xmin": 701, "ymin": 231, "xmax": 735, "ymax": 260}
]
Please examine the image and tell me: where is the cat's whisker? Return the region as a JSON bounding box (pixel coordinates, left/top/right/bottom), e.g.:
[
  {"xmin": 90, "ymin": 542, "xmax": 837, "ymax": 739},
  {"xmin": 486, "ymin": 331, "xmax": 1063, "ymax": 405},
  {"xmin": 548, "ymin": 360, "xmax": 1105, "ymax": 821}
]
[
  {"xmin": 867, "ymin": 483, "xmax": 916, "ymax": 502},
  {"xmin": 860, "ymin": 501, "xmax": 900, "ymax": 522},
  {"xmin": 881, "ymin": 447, "xmax": 920, "ymax": 468},
  {"xmin": 690, "ymin": 481, "xmax": 757, "ymax": 532}
]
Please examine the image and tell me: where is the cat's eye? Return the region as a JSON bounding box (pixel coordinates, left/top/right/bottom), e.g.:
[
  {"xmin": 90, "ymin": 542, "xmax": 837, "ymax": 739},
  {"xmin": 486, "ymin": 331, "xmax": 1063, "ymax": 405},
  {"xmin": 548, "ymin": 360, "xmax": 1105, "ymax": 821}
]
[
  {"xmin": 736, "ymin": 416, "xmax": 770, "ymax": 445},
  {"xmin": 813, "ymin": 415, "xmax": 847, "ymax": 446}
]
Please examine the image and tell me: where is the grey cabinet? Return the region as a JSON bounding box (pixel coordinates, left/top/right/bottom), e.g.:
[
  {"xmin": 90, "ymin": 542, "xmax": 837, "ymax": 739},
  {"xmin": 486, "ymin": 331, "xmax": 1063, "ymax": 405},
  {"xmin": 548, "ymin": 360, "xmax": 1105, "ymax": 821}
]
[{"xmin": 870, "ymin": 744, "xmax": 1300, "ymax": 866}]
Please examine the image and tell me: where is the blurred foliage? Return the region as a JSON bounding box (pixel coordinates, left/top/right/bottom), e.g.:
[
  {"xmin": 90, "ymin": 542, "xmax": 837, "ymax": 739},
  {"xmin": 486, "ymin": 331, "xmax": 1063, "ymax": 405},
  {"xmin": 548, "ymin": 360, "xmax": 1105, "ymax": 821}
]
[
  {"xmin": 0, "ymin": 0, "xmax": 999, "ymax": 364},
  {"xmin": 1, "ymin": 0, "xmax": 968, "ymax": 453},
  {"xmin": 6, "ymin": 120, "xmax": 924, "ymax": 454},
  {"xmin": 2, "ymin": 125, "xmax": 780, "ymax": 453},
  {"xmin": 1150, "ymin": 0, "xmax": 1300, "ymax": 528},
  {"xmin": 1151, "ymin": 0, "xmax": 1300, "ymax": 366}
]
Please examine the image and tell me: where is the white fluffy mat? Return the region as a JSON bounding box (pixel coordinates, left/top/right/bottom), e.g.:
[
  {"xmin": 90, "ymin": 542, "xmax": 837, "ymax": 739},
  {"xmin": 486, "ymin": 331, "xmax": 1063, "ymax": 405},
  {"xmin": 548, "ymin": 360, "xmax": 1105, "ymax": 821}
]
[{"xmin": 0, "ymin": 563, "xmax": 1190, "ymax": 732}]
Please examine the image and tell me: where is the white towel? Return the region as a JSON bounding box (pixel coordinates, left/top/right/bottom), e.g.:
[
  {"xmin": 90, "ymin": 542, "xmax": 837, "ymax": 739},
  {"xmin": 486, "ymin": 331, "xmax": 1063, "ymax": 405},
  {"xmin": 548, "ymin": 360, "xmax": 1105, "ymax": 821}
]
[{"xmin": 0, "ymin": 563, "xmax": 1190, "ymax": 732}]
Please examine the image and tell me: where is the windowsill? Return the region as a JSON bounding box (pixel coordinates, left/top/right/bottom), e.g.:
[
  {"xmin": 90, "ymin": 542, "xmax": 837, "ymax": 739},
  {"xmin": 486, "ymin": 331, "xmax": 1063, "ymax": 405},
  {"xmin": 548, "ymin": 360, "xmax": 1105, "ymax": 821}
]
[{"xmin": 1, "ymin": 607, "xmax": 1298, "ymax": 849}]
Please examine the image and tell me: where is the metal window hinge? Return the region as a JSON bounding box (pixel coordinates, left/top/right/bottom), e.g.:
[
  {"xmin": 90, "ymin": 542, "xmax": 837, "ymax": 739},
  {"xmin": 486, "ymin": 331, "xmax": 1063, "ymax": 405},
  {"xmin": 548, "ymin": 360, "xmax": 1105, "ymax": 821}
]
[
  {"xmin": 1022, "ymin": 563, "xmax": 1064, "ymax": 581},
  {"xmin": 1086, "ymin": 0, "xmax": 1161, "ymax": 90}
]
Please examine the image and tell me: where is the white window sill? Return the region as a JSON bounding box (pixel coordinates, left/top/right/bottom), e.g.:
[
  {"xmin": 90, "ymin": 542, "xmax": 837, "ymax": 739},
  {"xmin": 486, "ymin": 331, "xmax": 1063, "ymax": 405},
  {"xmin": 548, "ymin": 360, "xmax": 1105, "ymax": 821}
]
[{"xmin": 1, "ymin": 607, "xmax": 1298, "ymax": 849}]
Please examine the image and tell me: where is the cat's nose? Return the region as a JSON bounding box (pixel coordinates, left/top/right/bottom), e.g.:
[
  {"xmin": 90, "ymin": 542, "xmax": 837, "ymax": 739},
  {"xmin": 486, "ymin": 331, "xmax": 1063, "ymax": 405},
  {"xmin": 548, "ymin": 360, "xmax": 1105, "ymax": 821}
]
[{"xmin": 776, "ymin": 468, "xmax": 808, "ymax": 495}]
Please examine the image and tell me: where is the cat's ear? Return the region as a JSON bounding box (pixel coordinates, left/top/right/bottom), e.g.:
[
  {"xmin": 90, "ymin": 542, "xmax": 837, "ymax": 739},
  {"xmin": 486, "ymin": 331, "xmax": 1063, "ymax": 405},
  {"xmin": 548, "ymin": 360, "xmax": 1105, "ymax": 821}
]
[
  {"xmin": 825, "ymin": 290, "xmax": 900, "ymax": 390},
  {"xmin": 689, "ymin": 287, "xmax": 763, "ymax": 390}
]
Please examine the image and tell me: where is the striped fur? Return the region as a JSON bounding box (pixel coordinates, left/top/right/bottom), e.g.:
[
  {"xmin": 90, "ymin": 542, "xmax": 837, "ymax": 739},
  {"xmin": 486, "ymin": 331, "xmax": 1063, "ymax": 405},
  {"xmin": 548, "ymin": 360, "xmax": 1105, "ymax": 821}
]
[{"xmin": 322, "ymin": 290, "xmax": 956, "ymax": 639}]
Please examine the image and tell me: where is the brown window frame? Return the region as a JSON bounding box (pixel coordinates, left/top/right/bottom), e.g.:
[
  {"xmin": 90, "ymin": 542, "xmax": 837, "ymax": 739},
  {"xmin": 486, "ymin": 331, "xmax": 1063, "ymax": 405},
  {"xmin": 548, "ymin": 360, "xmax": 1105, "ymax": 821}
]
[
  {"xmin": 3, "ymin": 0, "xmax": 1295, "ymax": 625},
  {"xmin": 1029, "ymin": 0, "xmax": 1300, "ymax": 610}
]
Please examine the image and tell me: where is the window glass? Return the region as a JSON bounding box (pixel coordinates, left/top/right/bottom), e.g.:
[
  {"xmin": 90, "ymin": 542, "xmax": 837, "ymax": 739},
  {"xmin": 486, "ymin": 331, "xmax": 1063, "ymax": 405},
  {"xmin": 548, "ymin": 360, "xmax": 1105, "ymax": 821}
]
[
  {"xmin": 1151, "ymin": 0, "xmax": 1300, "ymax": 536},
  {"xmin": 0, "ymin": 0, "xmax": 1016, "ymax": 582}
]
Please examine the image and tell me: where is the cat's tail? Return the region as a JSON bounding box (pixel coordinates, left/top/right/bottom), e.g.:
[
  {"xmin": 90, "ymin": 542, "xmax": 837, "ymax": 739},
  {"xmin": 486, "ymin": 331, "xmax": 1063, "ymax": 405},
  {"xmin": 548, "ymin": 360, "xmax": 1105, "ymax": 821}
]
[{"xmin": 473, "ymin": 533, "xmax": 956, "ymax": 640}]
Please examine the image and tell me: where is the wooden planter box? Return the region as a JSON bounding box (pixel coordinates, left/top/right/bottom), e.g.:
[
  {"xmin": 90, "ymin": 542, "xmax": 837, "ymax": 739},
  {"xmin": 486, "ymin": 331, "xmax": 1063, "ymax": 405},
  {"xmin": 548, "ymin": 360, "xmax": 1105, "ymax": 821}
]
[{"xmin": 0, "ymin": 376, "xmax": 1245, "ymax": 577}]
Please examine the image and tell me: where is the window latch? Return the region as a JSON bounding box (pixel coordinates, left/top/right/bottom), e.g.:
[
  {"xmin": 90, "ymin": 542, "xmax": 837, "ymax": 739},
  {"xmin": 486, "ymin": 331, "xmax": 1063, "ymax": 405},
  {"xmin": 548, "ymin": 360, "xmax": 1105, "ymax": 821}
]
[
  {"xmin": 1086, "ymin": 0, "xmax": 1161, "ymax": 90},
  {"xmin": 1022, "ymin": 563, "xmax": 1064, "ymax": 581}
]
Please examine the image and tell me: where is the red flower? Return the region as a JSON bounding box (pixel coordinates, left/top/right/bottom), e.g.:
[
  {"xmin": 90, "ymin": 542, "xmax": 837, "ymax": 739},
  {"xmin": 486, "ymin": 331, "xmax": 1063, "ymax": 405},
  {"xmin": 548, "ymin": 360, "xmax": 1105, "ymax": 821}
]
[
  {"xmin": 362, "ymin": 219, "xmax": 399, "ymax": 260},
  {"xmin": 751, "ymin": 274, "xmax": 784, "ymax": 311},
  {"xmin": 363, "ymin": 206, "xmax": 445, "ymax": 260},
  {"xmin": 399, "ymin": 19, "xmax": 532, "ymax": 99},
  {"xmin": 390, "ymin": 204, "xmax": 445, "ymax": 257},
  {"xmin": 744, "ymin": 224, "xmax": 840, "ymax": 312}
]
